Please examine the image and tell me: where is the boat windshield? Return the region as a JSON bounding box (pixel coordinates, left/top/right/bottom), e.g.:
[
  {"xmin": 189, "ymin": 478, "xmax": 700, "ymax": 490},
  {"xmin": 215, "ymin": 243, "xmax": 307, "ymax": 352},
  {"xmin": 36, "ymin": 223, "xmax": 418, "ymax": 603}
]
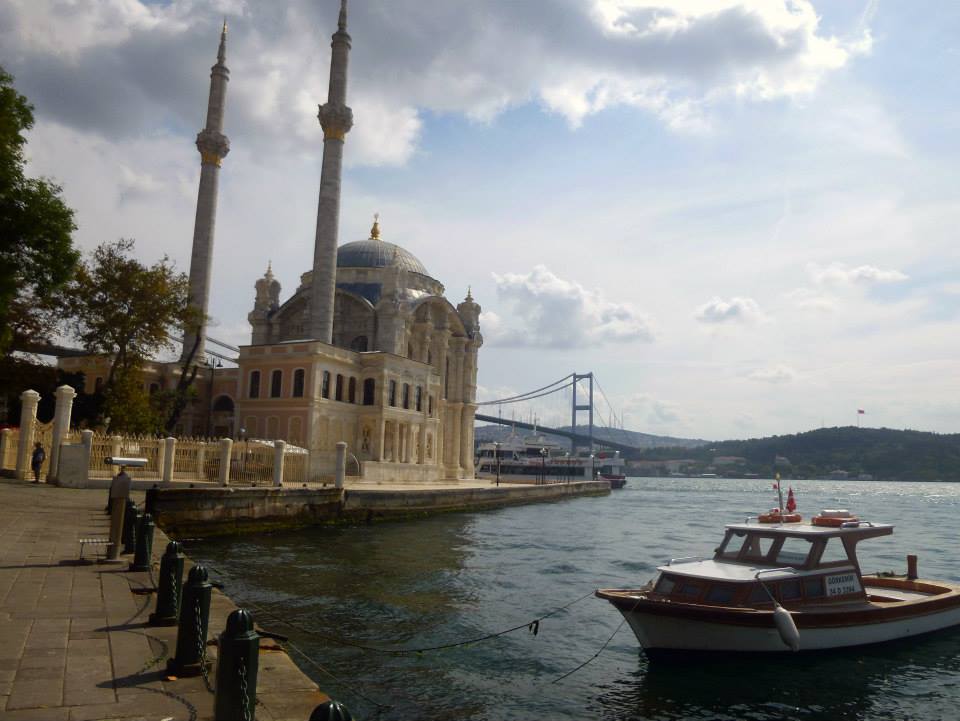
[{"xmin": 716, "ymin": 530, "xmax": 816, "ymax": 567}]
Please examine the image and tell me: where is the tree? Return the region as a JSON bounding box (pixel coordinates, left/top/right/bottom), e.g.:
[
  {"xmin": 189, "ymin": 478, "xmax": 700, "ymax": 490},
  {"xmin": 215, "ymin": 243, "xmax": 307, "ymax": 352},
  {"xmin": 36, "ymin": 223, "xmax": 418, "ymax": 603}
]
[
  {"xmin": 68, "ymin": 239, "xmax": 193, "ymax": 432},
  {"xmin": 0, "ymin": 67, "xmax": 79, "ymax": 355}
]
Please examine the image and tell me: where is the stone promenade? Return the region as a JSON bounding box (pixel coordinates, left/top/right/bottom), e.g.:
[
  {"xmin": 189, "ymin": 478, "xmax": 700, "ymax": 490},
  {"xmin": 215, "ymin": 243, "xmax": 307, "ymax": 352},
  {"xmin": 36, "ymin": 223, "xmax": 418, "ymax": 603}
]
[{"xmin": 0, "ymin": 480, "xmax": 328, "ymax": 720}]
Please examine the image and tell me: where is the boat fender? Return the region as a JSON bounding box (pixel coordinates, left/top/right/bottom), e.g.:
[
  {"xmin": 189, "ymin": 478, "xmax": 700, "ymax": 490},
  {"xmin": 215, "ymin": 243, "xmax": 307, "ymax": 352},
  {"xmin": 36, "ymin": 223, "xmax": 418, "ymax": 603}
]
[{"xmin": 773, "ymin": 603, "xmax": 800, "ymax": 652}]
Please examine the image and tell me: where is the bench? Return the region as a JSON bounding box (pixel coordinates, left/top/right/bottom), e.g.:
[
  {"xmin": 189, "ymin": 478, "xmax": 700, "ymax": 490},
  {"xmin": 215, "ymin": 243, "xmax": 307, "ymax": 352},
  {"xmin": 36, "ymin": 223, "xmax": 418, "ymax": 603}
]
[{"xmin": 79, "ymin": 537, "xmax": 111, "ymax": 560}]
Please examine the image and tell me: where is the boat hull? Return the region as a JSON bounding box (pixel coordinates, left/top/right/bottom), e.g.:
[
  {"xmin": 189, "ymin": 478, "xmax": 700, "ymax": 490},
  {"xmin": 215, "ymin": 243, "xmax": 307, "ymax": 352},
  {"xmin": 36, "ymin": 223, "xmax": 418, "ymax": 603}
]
[{"xmin": 598, "ymin": 579, "xmax": 960, "ymax": 654}]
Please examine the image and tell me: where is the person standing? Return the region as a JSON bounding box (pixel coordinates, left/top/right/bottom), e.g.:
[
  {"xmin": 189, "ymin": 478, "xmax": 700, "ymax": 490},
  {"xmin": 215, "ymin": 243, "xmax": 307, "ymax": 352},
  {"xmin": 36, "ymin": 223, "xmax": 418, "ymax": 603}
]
[{"xmin": 30, "ymin": 442, "xmax": 45, "ymax": 483}]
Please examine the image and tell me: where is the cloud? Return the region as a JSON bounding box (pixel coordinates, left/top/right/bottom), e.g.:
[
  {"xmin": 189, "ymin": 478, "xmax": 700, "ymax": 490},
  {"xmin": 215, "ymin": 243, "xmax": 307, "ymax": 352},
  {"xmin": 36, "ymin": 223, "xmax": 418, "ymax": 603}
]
[
  {"xmin": 747, "ymin": 364, "xmax": 798, "ymax": 383},
  {"xmin": 785, "ymin": 287, "xmax": 836, "ymax": 312},
  {"xmin": 694, "ymin": 296, "xmax": 767, "ymax": 324},
  {"xmin": 0, "ymin": 0, "xmax": 871, "ymax": 169},
  {"xmin": 621, "ymin": 392, "xmax": 687, "ymax": 430},
  {"xmin": 809, "ymin": 262, "xmax": 908, "ymax": 285},
  {"xmin": 482, "ymin": 265, "xmax": 654, "ymax": 348}
]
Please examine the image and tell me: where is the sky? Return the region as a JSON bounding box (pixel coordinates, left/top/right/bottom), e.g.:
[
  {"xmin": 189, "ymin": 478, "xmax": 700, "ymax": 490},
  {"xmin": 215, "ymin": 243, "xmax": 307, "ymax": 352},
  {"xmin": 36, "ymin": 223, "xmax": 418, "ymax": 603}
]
[{"xmin": 3, "ymin": 0, "xmax": 959, "ymax": 441}]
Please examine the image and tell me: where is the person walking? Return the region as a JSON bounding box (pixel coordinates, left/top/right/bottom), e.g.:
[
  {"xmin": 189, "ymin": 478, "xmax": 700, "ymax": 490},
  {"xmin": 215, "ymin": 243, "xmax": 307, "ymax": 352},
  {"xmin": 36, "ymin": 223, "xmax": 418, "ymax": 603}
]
[{"xmin": 30, "ymin": 442, "xmax": 45, "ymax": 483}]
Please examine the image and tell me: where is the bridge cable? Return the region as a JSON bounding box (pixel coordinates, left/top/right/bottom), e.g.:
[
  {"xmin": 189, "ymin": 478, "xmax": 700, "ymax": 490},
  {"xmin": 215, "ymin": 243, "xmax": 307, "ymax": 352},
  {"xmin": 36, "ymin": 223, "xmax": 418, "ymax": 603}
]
[
  {"xmin": 477, "ymin": 380, "xmax": 574, "ymax": 406},
  {"xmin": 475, "ymin": 373, "xmax": 574, "ymax": 406}
]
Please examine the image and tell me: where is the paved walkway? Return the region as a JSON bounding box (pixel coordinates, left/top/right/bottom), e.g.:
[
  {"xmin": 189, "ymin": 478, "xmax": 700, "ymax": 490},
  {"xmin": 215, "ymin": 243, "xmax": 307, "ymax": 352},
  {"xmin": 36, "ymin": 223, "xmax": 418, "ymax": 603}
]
[{"xmin": 0, "ymin": 480, "xmax": 328, "ymax": 720}]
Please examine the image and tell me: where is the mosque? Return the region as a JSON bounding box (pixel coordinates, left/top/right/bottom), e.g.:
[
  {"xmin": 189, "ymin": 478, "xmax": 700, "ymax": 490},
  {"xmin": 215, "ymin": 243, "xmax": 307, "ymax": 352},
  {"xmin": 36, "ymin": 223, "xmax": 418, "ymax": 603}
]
[{"xmin": 59, "ymin": 0, "xmax": 483, "ymax": 482}]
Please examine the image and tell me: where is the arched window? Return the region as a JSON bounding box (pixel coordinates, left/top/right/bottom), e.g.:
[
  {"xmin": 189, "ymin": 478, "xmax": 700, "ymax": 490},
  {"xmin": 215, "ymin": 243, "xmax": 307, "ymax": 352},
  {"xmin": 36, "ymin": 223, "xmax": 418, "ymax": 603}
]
[
  {"xmin": 270, "ymin": 369, "xmax": 282, "ymax": 398},
  {"xmin": 402, "ymin": 383, "xmax": 410, "ymax": 409},
  {"xmin": 348, "ymin": 377, "xmax": 357, "ymax": 403},
  {"xmin": 293, "ymin": 369, "xmax": 305, "ymax": 397},
  {"xmin": 363, "ymin": 378, "xmax": 375, "ymax": 406},
  {"xmin": 335, "ymin": 374, "xmax": 344, "ymax": 401},
  {"xmin": 213, "ymin": 395, "xmax": 234, "ymax": 412},
  {"xmin": 415, "ymin": 386, "xmax": 422, "ymax": 412},
  {"xmin": 388, "ymin": 380, "xmax": 397, "ymax": 407},
  {"xmin": 350, "ymin": 335, "xmax": 368, "ymax": 352},
  {"xmin": 321, "ymin": 371, "xmax": 331, "ymax": 399},
  {"xmin": 249, "ymin": 371, "xmax": 261, "ymax": 399},
  {"xmin": 266, "ymin": 416, "xmax": 279, "ymax": 439}
]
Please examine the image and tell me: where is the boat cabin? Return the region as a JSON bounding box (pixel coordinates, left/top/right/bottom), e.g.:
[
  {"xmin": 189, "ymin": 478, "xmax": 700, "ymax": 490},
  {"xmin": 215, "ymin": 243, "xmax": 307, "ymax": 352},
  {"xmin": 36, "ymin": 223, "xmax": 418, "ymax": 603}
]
[{"xmin": 651, "ymin": 521, "xmax": 894, "ymax": 609}]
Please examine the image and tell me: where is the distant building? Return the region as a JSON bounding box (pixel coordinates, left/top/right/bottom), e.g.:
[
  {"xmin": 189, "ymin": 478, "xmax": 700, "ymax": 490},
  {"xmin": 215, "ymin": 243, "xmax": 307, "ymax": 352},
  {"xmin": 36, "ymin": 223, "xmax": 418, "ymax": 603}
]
[
  {"xmin": 713, "ymin": 456, "xmax": 746, "ymax": 467},
  {"xmin": 774, "ymin": 455, "xmax": 792, "ymax": 467}
]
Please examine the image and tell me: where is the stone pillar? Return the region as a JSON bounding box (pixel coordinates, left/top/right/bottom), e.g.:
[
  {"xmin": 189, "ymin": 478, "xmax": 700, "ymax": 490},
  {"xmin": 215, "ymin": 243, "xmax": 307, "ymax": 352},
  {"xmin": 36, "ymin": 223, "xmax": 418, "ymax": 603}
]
[
  {"xmin": 272, "ymin": 439, "xmax": 286, "ymax": 487},
  {"xmin": 460, "ymin": 404, "xmax": 475, "ymax": 477},
  {"xmin": 451, "ymin": 404, "xmax": 463, "ymax": 478},
  {"xmin": 162, "ymin": 437, "xmax": 176, "ymax": 485},
  {"xmin": 376, "ymin": 418, "xmax": 386, "ymax": 461},
  {"xmin": 111, "ymin": 435, "xmax": 122, "ymax": 460},
  {"xmin": 392, "ymin": 422, "xmax": 400, "ymax": 463},
  {"xmin": 0, "ymin": 428, "xmax": 11, "ymax": 470},
  {"xmin": 219, "ymin": 438, "xmax": 233, "ymax": 486},
  {"xmin": 81, "ymin": 429, "xmax": 93, "ymax": 453},
  {"xmin": 15, "ymin": 389, "xmax": 39, "ymax": 480},
  {"xmin": 48, "ymin": 384, "xmax": 77, "ymax": 481},
  {"xmin": 335, "ymin": 441, "xmax": 346, "ymax": 489},
  {"xmin": 418, "ymin": 420, "xmax": 427, "ymax": 465},
  {"xmin": 197, "ymin": 443, "xmax": 207, "ymax": 479}
]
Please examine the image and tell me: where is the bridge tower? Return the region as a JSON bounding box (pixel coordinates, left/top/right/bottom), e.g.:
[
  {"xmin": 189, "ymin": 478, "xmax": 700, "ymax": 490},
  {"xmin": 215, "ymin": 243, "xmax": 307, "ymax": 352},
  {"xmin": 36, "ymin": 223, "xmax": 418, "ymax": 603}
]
[{"xmin": 571, "ymin": 372, "xmax": 594, "ymax": 452}]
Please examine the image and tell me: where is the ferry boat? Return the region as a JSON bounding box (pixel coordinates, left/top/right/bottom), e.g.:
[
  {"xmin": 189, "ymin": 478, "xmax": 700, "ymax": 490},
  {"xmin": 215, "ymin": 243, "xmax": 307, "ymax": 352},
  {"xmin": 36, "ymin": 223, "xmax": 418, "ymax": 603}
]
[
  {"xmin": 597, "ymin": 507, "xmax": 960, "ymax": 655},
  {"xmin": 475, "ymin": 431, "xmax": 625, "ymax": 484}
]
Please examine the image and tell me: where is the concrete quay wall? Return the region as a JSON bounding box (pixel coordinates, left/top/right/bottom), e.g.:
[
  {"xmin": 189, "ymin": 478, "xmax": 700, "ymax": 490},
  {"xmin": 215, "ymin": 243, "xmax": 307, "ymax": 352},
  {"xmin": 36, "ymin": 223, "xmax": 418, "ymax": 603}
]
[{"xmin": 153, "ymin": 481, "xmax": 610, "ymax": 537}]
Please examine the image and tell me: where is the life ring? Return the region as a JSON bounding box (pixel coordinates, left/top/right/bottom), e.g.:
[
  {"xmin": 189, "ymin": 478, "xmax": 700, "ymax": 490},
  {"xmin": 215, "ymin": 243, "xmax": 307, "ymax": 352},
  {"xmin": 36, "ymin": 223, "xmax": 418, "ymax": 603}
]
[{"xmin": 758, "ymin": 510, "xmax": 802, "ymax": 523}]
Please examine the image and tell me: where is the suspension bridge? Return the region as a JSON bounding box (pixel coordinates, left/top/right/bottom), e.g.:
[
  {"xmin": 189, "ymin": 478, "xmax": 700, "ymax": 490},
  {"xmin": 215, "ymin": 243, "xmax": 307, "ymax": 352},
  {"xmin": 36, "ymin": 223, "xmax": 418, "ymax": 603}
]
[{"xmin": 476, "ymin": 372, "xmax": 642, "ymax": 453}]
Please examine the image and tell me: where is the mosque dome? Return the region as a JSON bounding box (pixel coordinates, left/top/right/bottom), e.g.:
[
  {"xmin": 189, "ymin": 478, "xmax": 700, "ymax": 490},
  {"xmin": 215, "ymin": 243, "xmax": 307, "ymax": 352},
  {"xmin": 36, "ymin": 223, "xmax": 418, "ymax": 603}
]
[{"xmin": 336, "ymin": 216, "xmax": 429, "ymax": 276}]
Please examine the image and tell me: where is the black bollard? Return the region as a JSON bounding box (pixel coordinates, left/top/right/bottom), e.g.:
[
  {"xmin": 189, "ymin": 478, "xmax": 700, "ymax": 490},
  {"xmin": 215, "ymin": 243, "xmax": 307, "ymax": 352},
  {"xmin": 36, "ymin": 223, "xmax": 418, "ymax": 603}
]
[
  {"xmin": 214, "ymin": 609, "xmax": 260, "ymax": 721},
  {"xmin": 122, "ymin": 500, "xmax": 138, "ymax": 554},
  {"xmin": 309, "ymin": 700, "xmax": 354, "ymax": 721},
  {"xmin": 129, "ymin": 512, "xmax": 155, "ymax": 572},
  {"xmin": 149, "ymin": 541, "xmax": 185, "ymax": 626},
  {"xmin": 144, "ymin": 485, "xmax": 158, "ymax": 519},
  {"xmin": 167, "ymin": 565, "xmax": 212, "ymax": 677}
]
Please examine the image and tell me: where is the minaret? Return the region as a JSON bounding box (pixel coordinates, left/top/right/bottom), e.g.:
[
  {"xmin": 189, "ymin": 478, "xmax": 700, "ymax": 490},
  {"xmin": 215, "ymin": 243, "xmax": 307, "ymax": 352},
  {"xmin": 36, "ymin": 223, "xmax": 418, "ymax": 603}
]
[
  {"xmin": 182, "ymin": 20, "xmax": 231, "ymax": 363},
  {"xmin": 308, "ymin": 0, "xmax": 353, "ymax": 343}
]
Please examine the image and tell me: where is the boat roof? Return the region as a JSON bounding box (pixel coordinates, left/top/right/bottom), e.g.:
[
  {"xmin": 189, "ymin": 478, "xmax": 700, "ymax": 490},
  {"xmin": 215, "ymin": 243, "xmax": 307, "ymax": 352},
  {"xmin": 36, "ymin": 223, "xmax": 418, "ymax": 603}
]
[
  {"xmin": 725, "ymin": 521, "xmax": 893, "ymax": 538},
  {"xmin": 657, "ymin": 558, "xmax": 851, "ymax": 582}
]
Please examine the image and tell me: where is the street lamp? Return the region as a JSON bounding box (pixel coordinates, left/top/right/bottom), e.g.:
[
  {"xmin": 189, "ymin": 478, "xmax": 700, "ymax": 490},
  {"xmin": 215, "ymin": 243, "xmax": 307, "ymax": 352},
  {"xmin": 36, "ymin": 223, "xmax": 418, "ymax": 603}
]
[
  {"xmin": 590, "ymin": 453, "xmax": 595, "ymax": 481},
  {"xmin": 539, "ymin": 447, "xmax": 548, "ymax": 485},
  {"xmin": 564, "ymin": 452, "xmax": 569, "ymax": 483},
  {"xmin": 239, "ymin": 427, "xmax": 247, "ymax": 480},
  {"xmin": 494, "ymin": 441, "xmax": 501, "ymax": 487}
]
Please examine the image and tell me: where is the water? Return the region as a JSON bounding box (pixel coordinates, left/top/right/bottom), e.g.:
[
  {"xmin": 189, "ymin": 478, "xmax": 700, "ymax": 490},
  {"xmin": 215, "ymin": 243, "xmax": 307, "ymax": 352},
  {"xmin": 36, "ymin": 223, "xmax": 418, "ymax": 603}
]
[{"xmin": 188, "ymin": 478, "xmax": 960, "ymax": 720}]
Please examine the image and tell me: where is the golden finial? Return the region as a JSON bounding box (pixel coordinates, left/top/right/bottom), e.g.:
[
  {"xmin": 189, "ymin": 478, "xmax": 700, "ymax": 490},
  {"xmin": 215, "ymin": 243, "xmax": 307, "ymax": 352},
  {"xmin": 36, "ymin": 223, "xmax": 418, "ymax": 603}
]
[
  {"xmin": 222, "ymin": 17, "xmax": 228, "ymax": 34},
  {"xmin": 370, "ymin": 212, "xmax": 381, "ymax": 240}
]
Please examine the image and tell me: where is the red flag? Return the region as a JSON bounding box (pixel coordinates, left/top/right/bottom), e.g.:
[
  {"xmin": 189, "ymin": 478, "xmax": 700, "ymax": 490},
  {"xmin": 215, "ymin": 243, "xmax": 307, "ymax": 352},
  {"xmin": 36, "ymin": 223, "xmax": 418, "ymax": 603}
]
[{"xmin": 786, "ymin": 487, "xmax": 797, "ymax": 512}]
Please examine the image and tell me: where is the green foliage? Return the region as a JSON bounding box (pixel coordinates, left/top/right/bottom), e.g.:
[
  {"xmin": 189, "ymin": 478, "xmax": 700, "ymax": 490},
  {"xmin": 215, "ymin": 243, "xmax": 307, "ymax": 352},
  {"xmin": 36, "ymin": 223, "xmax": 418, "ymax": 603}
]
[
  {"xmin": 68, "ymin": 238, "xmax": 191, "ymax": 386},
  {"xmin": 0, "ymin": 67, "xmax": 79, "ymax": 354},
  {"xmin": 102, "ymin": 364, "xmax": 162, "ymax": 435},
  {"xmin": 640, "ymin": 427, "xmax": 960, "ymax": 482}
]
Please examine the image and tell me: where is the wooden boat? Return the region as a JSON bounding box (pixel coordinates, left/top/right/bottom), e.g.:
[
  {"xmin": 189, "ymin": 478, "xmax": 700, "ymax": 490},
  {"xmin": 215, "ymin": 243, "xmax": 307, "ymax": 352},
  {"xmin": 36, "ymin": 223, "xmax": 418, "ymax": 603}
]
[{"xmin": 597, "ymin": 510, "xmax": 960, "ymax": 655}]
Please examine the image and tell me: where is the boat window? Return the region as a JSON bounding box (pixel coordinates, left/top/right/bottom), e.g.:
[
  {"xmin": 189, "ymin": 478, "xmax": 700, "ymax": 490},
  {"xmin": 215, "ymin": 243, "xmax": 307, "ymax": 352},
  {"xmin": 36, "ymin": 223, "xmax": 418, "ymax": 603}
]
[
  {"xmin": 705, "ymin": 585, "xmax": 735, "ymax": 605},
  {"xmin": 779, "ymin": 579, "xmax": 802, "ymax": 601},
  {"xmin": 775, "ymin": 536, "xmax": 814, "ymax": 566},
  {"xmin": 819, "ymin": 538, "xmax": 850, "ymax": 566},
  {"xmin": 717, "ymin": 531, "xmax": 743, "ymax": 559},
  {"xmin": 748, "ymin": 584, "xmax": 770, "ymax": 604},
  {"xmin": 676, "ymin": 581, "xmax": 701, "ymax": 599},
  {"xmin": 803, "ymin": 576, "xmax": 825, "ymax": 598},
  {"xmin": 740, "ymin": 534, "xmax": 775, "ymax": 561},
  {"xmin": 654, "ymin": 575, "xmax": 676, "ymax": 595}
]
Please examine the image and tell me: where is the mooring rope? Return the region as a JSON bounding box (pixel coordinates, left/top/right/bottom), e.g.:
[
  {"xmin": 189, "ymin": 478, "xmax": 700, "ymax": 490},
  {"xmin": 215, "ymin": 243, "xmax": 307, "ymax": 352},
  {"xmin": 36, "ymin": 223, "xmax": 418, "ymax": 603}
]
[
  {"xmin": 247, "ymin": 589, "xmax": 596, "ymax": 656},
  {"xmin": 281, "ymin": 637, "xmax": 393, "ymax": 712}
]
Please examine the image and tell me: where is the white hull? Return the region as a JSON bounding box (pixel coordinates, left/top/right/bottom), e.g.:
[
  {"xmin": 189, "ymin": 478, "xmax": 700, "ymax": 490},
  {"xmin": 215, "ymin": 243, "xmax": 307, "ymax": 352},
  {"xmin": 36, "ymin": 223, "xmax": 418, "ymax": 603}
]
[{"xmin": 619, "ymin": 605, "xmax": 960, "ymax": 653}]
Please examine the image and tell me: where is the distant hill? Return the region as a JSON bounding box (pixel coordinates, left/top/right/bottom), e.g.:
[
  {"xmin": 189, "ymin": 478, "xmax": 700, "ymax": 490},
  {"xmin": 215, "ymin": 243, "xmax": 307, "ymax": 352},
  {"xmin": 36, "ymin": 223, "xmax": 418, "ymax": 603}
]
[
  {"xmin": 474, "ymin": 423, "xmax": 708, "ymax": 450},
  {"xmin": 637, "ymin": 426, "xmax": 960, "ymax": 482}
]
